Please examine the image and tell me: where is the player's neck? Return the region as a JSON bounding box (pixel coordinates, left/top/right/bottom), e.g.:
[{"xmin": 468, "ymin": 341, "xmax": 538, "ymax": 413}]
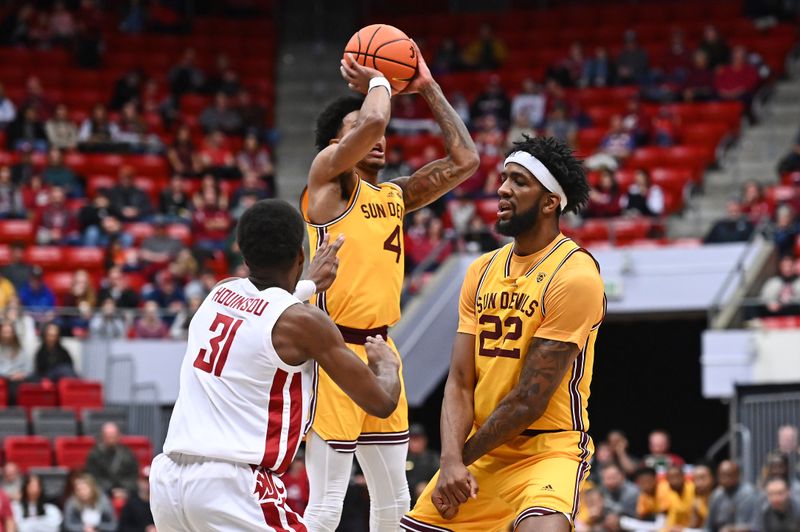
[
  {"xmin": 512, "ymin": 222, "xmax": 560, "ymax": 256},
  {"xmin": 355, "ymin": 165, "xmax": 379, "ymax": 185},
  {"xmin": 247, "ymin": 272, "xmax": 293, "ymax": 293}
]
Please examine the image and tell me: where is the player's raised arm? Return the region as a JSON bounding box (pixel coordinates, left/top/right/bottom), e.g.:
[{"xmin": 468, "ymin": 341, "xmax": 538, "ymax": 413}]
[
  {"xmin": 390, "ymin": 42, "xmax": 480, "ymax": 212},
  {"xmin": 461, "ymin": 338, "xmax": 581, "ymax": 466},
  {"xmin": 272, "ymin": 304, "xmax": 401, "ymax": 418},
  {"xmin": 308, "ymin": 54, "xmax": 391, "ymax": 188}
]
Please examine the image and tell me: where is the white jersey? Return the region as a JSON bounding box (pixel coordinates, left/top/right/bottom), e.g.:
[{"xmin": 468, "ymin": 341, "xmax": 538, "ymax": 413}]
[{"xmin": 163, "ymin": 278, "xmax": 316, "ymax": 475}]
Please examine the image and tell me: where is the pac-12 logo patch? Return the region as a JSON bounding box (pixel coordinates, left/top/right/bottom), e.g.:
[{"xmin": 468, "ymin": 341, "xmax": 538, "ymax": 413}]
[{"xmin": 536, "ymin": 272, "xmax": 547, "ymax": 283}]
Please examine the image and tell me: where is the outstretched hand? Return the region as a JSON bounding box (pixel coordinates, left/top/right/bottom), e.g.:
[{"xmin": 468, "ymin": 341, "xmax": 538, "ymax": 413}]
[
  {"xmin": 340, "ymin": 53, "xmax": 395, "ymax": 95},
  {"xmin": 306, "ymin": 233, "xmax": 345, "ymax": 292}
]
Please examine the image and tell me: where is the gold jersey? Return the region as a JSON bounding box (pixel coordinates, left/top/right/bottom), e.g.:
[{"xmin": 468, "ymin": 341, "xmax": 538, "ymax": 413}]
[
  {"xmin": 300, "ymin": 178, "xmax": 405, "ymax": 329},
  {"xmin": 458, "ymin": 235, "xmax": 606, "ymax": 433}
]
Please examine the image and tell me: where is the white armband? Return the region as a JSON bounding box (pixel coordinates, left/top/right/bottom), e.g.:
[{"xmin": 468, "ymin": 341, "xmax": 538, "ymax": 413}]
[
  {"xmin": 368, "ymin": 76, "xmax": 392, "ymax": 97},
  {"xmin": 293, "ymin": 280, "xmax": 317, "ymax": 302}
]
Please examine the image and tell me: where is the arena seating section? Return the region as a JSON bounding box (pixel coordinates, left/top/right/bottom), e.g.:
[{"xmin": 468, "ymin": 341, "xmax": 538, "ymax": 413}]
[{"xmin": 377, "ymin": 0, "xmax": 797, "ymax": 248}]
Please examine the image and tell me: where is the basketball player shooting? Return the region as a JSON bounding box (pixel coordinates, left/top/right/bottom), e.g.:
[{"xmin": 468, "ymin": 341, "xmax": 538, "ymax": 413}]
[
  {"xmin": 149, "ymin": 199, "xmax": 402, "ymax": 532},
  {"xmin": 401, "ymin": 137, "xmax": 606, "ymax": 532},
  {"xmin": 300, "ymin": 41, "xmax": 479, "ymax": 531}
]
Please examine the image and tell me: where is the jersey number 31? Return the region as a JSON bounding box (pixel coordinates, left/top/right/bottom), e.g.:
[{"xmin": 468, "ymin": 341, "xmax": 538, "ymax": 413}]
[{"xmin": 194, "ymin": 312, "xmax": 243, "ymax": 376}]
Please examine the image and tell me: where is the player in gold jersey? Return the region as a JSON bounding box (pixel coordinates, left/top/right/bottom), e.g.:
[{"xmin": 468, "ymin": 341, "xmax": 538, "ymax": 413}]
[
  {"xmin": 401, "ymin": 136, "xmax": 605, "ymax": 532},
  {"xmin": 301, "ymin": 48, "xmax": 479, "ymax": 531}
]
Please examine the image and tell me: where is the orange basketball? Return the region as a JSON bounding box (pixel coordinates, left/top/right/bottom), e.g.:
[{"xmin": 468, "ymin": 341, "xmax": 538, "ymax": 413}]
[{"xmin": 344, "ymin": 24, "xmax": 418, "ymax": 92}]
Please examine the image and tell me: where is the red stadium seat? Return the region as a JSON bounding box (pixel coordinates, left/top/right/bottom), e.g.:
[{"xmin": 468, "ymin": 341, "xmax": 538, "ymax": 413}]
[
  {"xmin": 663, "ymin": 146, "xmax": 714, "ymax": 182},
  {"xmin": 580, "ymin": 220, "xmax": 611, "ymax": 242},
  {"xmin": 475, "ymin": 198, "xmax": 499, "ymax": 224},
  {"xmin": 680, "ymin": 122, "xmax": 731, "ymax": 149},
  {"xmin": 577, "ymin": 128, "xmax": 606, "ymax": 153},
  {"xmin": 612, "ymin": 218, "xmax": 653, "ymax": 244},
  {"xmin": 54, "ymin": 436, "xmax": 96, "ymax": 469},
  {"xmin": 63, "ymin": 248, "xmax": 105, "ymax": 271},
  {"xmin": 58, "ymin": 379, "xmax": 103, "ymax": 413},
  {"xmin": 628, "ymin": 147, "xmax": 667, "ymax": 170},
  {"xmin": 17, "ymin": 383, "xmax": 58, "ymax": 411},
  {"xmin": 24, "ymin": 247, "xmax": 65, "ymax": 270},
  {"xmin": 166, "ymin": 224, "xmax": 192, "ymax": 246},
  {"xmin": 125, "ymin": 223, "xmax": 156, "ymax": 245},
  {"xmin": 87, "ymin": 175, "xmax": 115, "ymax": 197},
  {"xmin": 120, "ymin": 436, "xmax": 153, "ymax": 468},
  {"xmin": 3, "ymin": 436, "xmax": 52, "ymax": 472},
  {"xmin": 43, "ymin": 272, "xmax": 75, "ymax": 302},
  {"xmin": 0, "ymin": 378, "xmax": 7, "ymax": 407},
  {"xmin": 0, "ymin": 220, "xmax": 35, "ymax": 244},
  {"xmin": 0, "ymin": 245, "xmax": 12, "ymax": 267}
]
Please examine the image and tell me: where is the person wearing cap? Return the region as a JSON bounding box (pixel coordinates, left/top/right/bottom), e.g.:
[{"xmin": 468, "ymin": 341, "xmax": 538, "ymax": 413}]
[
  {"xmin": 402, "ymin": 136, "xmax": 603, "ymax": 532},
  {"xmin": 406, "ymin": 424, "xmax": 439, "ymax": 506},
  {"xmin": 17, "ymin": 266, "xmax": 55, "ymax": 314}
]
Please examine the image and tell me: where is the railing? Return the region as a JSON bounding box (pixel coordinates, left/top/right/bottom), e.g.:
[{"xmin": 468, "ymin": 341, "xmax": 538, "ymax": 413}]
[{"xmin": 705, "ymin": 423, "xmax": 754, "ymax": 484}]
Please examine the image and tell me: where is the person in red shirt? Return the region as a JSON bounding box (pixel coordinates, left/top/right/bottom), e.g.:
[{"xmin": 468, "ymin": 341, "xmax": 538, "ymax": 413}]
[
  {"xmin": 714, "ymin": 46, "xmax": 760, "ymax": 105},
  {"xmin": 192, "ymin": 188, "xmax": 232, "ymax": 252},
  {"xmin": 740, "ymin": 180, "xmax": 771, "ymax": 223},
  {"xmin": 37, "ymin": 186, "xmax": 79, "ymax": 245},
  {"xmin": 585, "ymin": 168, "xmax": 623, "ymax": 218},
  {"xmin": 198, "ymin": 130, "xmax": 236, "ymax": 178}
]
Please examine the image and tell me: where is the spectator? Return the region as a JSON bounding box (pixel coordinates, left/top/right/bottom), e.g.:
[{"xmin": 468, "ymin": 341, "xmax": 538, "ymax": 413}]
[
  {"xmin": 85, "ymin": 422, "xmax": 139, "ymax": 495},
  {"xmin": 6, "ymin": 106, "xmax": 48, "ymax": 152},
  {"xmin": 380, "ymin": 145, "xmax": 412, "ymax": 182},
  {"xmin": 79, "ymin": 192, "xmax": 132, "ymax": 248},
  {"xmin": 2, "ymin": 243, "xmax": 32, "ymax": 292},
  {"xmin": 621, "ymin": 98, "xmax": 649, "ymax": 146},
  {"xmin": 773, "ymin": 205, "xmax": 799, "ymax": 257},
  {"xmin": 0, "ymin": 322, "xmax": 32, "ymax": 401},
  {"xmin": 706, "ymin": 460, "xmax": 759, "ymax": 532},
  {"xmin": 715, "ymin": 46, "xmax": 760, "ymax": 107},
  {"xmin": 776, "ymin": 425, "xmax": 800, "ymax": 479},
  {"xmin": 116, "ymin": 101, "xmax": 154, "ymax": 151},
  {"xmin": 168, "ymin": 48, "xmax": 204, "ymax": 99},
  {"xmin": 661, "ymin": 28, "xmax": 692, "ymax": 82},
  {"xmin": 34, "ymin": 322, "xmax": 77, "ymax": 381},
  {"xmin": 41, "ymin": 147, "xmax": 80, "ymax": 196},
  {"xmin": 108, "ymin": 165, "xmax": 152, "ymax": 222},
  {"xmin": 11, "ymin": 473, "xmax": 63, "ymax": 531},
  {"xmin": 462, "ymin": 214, "xmax": 499, "ymax": 253},
  {"xmin": 462, "ymin": 23, "xmax": 507, "ymax": 70},
  {"xmin": 406, "ymin": 424, "xmax": 439, "ymax": 506},
  {"xmin": 236, "ymin": 90, "xmax": 268, "ymax": 136},
  {"xmin": 11, "ymin": 148, "xmax": 36, "ymax": 186},
  {"xmin": 28, "ymin": 10, "xmax": 52, "ymax": 47},
  {"xmin": 19, "ymin": 266, "xmax": 55, "ymax": 313},
  {"xmin": 662, "ymin": 464, "xmax": 696, "ymax": 529},
  {"xmin": 182, "ymin": 270, "xmax": 216, "ymax": 301},
  {"xmin": 585, "ymin": 169, "xmax": 623, "ymax": 218},
  {"xmin": 158, "ymin": 175, "xmax": 191, "ymax": 222},
  {"xmin": 36, "ymin": 186, "xmax": 79, "ymax": 245},
  {"xmin": 643, "ymin": 429, "xmax": 685, "ymax": 471},
  {"xmin": 110, "ymin": 70, "xmax": 143, "ymax": 111},
  {"xmin": 20, "ymin": 77, "xmax": 53, "ymax": 120},
  {"xmin": 168, "ymin": 295, "xmax": 202, "ymax": 340},
  {"xmin": 0, "ymin": 83, "xmax": 16, "ymax": 129},
  {"xmin": 132, "ymin": 300, "xmax": 169, "ymax": 339},
  {"xmin": 505, "ymin": 112, "xmax": 536, "ymax": 150},
  {"xmin": 199, "ymin": 130, "xmax": 237, "ymax": 178},
  {"xmin": 777, "ymin": 133, "xmax": 800, "ymax": 176},
  {"xmin": 49, "ymin": 1, "xmax": 75, "ymax": 46},
  {"xmin": 691, "ymin": 464, "xmax": 715, "ymax": 528},
  {"xmin": 606, "ymin": 430, "xmax": 639, "ymax": 477},
  {"xmin": 2, "ymin": 463, "xmax": 21, "ymax": 501},
  {"xmin": 616, "ymin": 30, "xmax": 649, "ymax": 85},
  {"xmin": 166, "ymin": 124, "xmax": 202, "ymax": 177},
  {"xmin": 634, "ymin": 466, "xmax": 670, "ymax": 520},
  {"xmin": 545, "ymin": 104, "xmax": 578, "ymax": 147},
  {"xmin": 760, "ymin": 255, "xmax": 800, "ymax": 317},
  {"xmin": 0, "ymin": 269, "xmax": 17, "ymax": 312},
  {"xmin": 432, "ymin": 38, "xmax": 463, "ymax": 74},
  {"xmin": 586, "ymin": 116, "xmax": 634, "ymax": 170},
  {"xmin": 0, "ymin": 165, "xmax": 25, "ymax": 219},
  {"xmin": 204, "ymin": 53, "xmax": 240, "ymax": 97},
  {"xmin": 73, "ymin": 0, "xmax": 103, "ymax": 68},
  {"xmin": 78, "ymin": 104, "xmax": 121, "ymax": 149},
  {"xmin": 621, "ymin": 169, "xmax": 665, "ymax": 217},
  {"xmin": 762, "ymin": 452, "xmax": 800, "ymax": 499},
  {"xmin": 143, "ymin": 270, "xmax": 184, "ymax": 312},
  {"xmin": 119, "ymin": 0, "xmax": 147, "ymax": 33},
  {"xmin": 62, "ymin": 269, "xmax": 96, "ymax": 310},
  {"xmin": 473, "ymin": 114, "xmax": 505, "ymax": 159},
  {"xmin": 582, "ymin": 46, "xmax": 614, "ymax": 88},
  {"xmin": 117, "ymin": 470, "xmax": 154, "ymax": 532},
  {"xmin": 231, "ymin": 171, "xmax": 269, "ymax": 214},
  {"xmin": 600, "ymin": 463, "xmax": 639, "ymax": 518},
  {"xmin": 575, "ymin": 487, "xmax": 612, "ymax": 531},
  {"xmin": 199, "ymin": 92, "xmax": 242, "ymax": 135},
  {"xmin": 511, "ymin": 78, "xmax": 546, "ymax": 129},
  {"xmin": 89, "ymin": 298, "xmax": 127, "ymax": 339},
  {"xmin": 449, "ymin": 91, "xmax": 471, "ymax": 128},
  {"xmin": 97, "ymin": 266, "xmax": 140, "ymax": 309},
  {"xmin": 704, "ymin": 200, "xmax": 755, "ymax": 243},
  {"xmin": 0, "ymin": 487, "xmax": 13, "ymax": 532},
  {"xmin": 63, "ymin": 474, "xmax": 117, "ymax": 532},
  {"xmin": 236, "ymin": 133, "xmax": 274, "ymax": 188},
  {"xmin": 651, "ymin": 107, "xmax": 679, "ymax": 146},
  {"xmin": 700, "ymin": 25, "xmax": 731, "ymax": 69},
  {"xmin": 758, "ymin": 476, "xmax": 800, "ymax": 532},
  {"xmin": 139, "ymin": 217, "xmax": 183, "ymax": 266},
  {"xmin": 170, "ymin": 249, "xmax": 200, "ymax": 287},
  {"xmin": 192, "ymin": 188, "xmax": 232, "ymax": 252},
  {"xmin": 44, "ymin": 103, "xmax": 79, "ymax": 150},
  {"xmin": 471, "ymin": 75, "xmax": 511, "ymax": 127},
  {"xmin": 683, "ymin": 50, "xmax": 716, "ymax": 102},
  {"xmin": 550, "ymin": 41, "xmax": 585, "ymax": 87}
]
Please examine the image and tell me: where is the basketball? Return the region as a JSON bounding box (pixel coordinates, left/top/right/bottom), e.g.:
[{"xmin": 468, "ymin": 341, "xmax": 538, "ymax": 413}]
[{"xmin": 344, "ymin": 24, "xmax": 418, "ymax": 92}]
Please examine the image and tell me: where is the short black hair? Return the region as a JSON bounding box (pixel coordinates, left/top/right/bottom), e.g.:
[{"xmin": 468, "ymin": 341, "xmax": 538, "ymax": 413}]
[
  {"xmin": 633, "ymin": 466, "xmax": 657, "ymax": 480},
  {"xmin": 237, "ymin": 199, "xmax": 304, "ymax": 271},
  {"xmin": 315, "ymin": 95, "xmax": 364, "ymax": 151},
  {"xmin": 507, "ymin": 135, "xmax": 589, "ymax": 215}
]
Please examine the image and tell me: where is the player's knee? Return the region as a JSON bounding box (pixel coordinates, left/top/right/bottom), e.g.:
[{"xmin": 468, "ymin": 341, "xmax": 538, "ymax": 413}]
[{"xmin": 303, "ymin": 502, "xmax": 344, "ymax": 530}]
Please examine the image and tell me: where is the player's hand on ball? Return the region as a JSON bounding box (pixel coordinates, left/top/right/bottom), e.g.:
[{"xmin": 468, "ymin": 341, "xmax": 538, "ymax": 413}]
[
  {"xmin": 306, "ymin": 233, "xmax": 344, "ymax": 292},
  {"xmin": 400, "ymin": 41, "xmax": 433, "ymax": 94},
  {"xmin": 431, "ymin": 489, "xmax": 459, "ymax": 520},
  {"xmin": 340, "ymin": 53, "xmax": 393, "ymax": 95},
  {"xmin": 365, "ymin": 335, "xmax": 400, "ymax": 372}
]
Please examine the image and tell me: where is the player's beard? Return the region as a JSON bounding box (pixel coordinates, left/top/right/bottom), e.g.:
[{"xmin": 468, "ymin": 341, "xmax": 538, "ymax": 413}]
[
  {"xmin": 495, "ymin": 198, "xmax": 541, "ymax": 237},
  {"xmin": 359, "ymin": 158, "xmax": 386, "ymax": 174}
]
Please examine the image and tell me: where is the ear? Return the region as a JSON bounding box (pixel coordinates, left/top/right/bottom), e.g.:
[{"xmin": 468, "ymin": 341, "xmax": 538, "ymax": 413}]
[
  {"xmin": 542, "ymin": 193, "xmax": 560, "ymax": 215},
  {"xmin": 298, "ymin": 246, "xmax": 305, "ymax": 267}
]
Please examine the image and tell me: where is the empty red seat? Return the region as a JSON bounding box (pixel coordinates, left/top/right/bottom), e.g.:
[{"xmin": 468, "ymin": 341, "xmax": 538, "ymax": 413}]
[
  {"xmin": 54, "ymin": 436, "xmax": 96, "ymax": 469},
  {"xmin": 628, "ymin": 147, "xmax": 667, "ymax": 170},
  {"xmin": 475, "ymin": 198, "xmax": 499, "ymax": 224},
  {"xmin": 87, "ymin": 175, "xmax": 116, "ymax": 197},
  {"xmin": 0, "ymin": 245, "xmax": 12, "ymax": 266},
  {"xmin": 612, "ymin": 218, "xmax": 653, "ymax": 243},
  {"xmin": 120, "ymin": 436, "xmax": 153, "ymax": 468},
  {"xmin": 125, "ymin": 223, "xmax": 156, "ymax": 245},
  {"xmin": 4, "ymin": 436, "xmax": 52, "ymax": 472},
  {"xmin": 42, "ymin": 272, "xmax": 75, "ymax": 301},
  {"xmin": 681, "ymin": 122, "xmax": 731, "ymax": 148},
  {"xmin": 17, "ymin": 383, "xmax": 58, "ymax": 410},
  {"xmin": 24, "ymin": 247, "xmax": 65, "ymax": 270},
  {"xmin": 577, "ymin": 128, "xmax": 606, "ymax": 153},
  {"xmin": 0, "ymin": 220, "xmax": 35, "ymax": 244},
  {"xmin": 0, "ymin": 379, "xmax": 7, "ymax": 407},
  {"xmin": 580, "ymin": 220, "xmax": 611, "ymax": 242},
  {"xmin": 166, "ymin": 224, "xmax": 192, "ymax": 246},
  {"xmin": 663, "ymin": 146, "xmax": 714, "ymax": 182},
  {"xmin": 58, "ymin": 379, "xmax": 103, "ymax": 413},
  {"xmin": 63, "ymin": 248, "xmax": 105, "ymax": 271}
]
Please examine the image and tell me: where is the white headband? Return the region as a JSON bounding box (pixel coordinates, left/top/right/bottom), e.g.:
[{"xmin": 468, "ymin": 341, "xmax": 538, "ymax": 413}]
[{"xmin": 504, "ymin": 151, "xmax": 568, "ymax": 210}]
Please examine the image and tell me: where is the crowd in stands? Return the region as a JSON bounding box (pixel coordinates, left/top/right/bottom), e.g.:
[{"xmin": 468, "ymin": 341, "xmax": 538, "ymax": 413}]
[{"xmin": 0, "ymin": 421, "xmax": 153, "ymax": 531}]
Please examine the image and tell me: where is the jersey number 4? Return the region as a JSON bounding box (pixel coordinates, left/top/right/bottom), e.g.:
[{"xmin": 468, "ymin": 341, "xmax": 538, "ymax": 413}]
[
  {"xmin": 193, "ymin": 312, "xmax": 244, "ymax": 376},
  {"xmin": 383, "ymin": 225, "xmax": 402, "ymax": 263}
]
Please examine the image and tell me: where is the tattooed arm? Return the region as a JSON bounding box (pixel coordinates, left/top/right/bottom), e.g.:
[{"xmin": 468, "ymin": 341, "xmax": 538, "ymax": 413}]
[
  {"xmin": 461, "ymin": 338, "xmax": 580, "ymax": 466},
  {"xmin": 391, "ymin": 44, "xmax": 479, "ymax": 212}
]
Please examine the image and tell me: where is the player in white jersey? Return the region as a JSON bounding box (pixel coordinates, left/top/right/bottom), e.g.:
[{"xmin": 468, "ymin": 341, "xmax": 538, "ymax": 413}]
[{"xmin": 150, "ymin": 199, "xmax": 402, "ymax": 532}]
